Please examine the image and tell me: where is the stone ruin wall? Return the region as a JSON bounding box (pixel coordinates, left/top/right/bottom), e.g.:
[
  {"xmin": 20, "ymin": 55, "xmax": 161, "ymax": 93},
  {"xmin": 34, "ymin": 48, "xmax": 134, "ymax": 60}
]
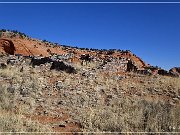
[{"xmin": 101, "ymin": 58, "xmax": 128, "ymax": 72}]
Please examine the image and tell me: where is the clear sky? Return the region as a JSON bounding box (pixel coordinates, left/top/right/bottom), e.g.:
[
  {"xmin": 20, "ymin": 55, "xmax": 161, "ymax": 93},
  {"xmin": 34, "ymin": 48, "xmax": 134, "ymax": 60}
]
[{"xmin": 0, "ymin": 1, "xmax": 180, "ymax": 70}]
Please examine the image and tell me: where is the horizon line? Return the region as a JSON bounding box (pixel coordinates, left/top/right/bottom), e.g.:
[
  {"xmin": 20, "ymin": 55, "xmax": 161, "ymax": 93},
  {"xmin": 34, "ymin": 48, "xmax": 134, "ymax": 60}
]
[{"xmin": 0, "ymin": 2, "xmax": 180, "ymax": 4}]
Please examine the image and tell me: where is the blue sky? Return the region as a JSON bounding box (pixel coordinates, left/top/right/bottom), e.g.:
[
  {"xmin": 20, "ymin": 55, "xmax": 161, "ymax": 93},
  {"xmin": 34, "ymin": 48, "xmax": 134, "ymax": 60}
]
[{"xmin": 0, "ymin": 1, "xmax": 180, "ymax": 70}]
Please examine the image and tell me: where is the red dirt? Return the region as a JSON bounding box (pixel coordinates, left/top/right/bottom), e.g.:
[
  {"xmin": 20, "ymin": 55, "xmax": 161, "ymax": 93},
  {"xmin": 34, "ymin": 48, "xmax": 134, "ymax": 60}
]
[{"xmin": 25, "ymin": 107, "xmax": 80, "ymax": 132}]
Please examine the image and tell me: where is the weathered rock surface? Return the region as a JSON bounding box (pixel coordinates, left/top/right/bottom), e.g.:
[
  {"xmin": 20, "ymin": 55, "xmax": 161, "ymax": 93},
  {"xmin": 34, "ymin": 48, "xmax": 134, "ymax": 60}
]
[
  {"xmin": 0, "ymin": 39, "xmax": 15, "ymax": 55},
  {"xmin": 169, "ymin": 67, "xmax": 180, "ymax": 77}
]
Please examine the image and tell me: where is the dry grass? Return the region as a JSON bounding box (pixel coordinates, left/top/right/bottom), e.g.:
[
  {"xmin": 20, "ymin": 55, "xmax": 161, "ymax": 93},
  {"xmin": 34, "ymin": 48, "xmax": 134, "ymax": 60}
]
[
  {"xmin": 0, "ymin": 85, "xmax": 14, "ymax": 111},
  {"xmin": 79, "ymin": 98, "xmax": 180, "ymax": 133},
  {"xmin": 0, "ymin": 110, "xmax": 52, "ymax": 132},
  {"xmin": 0, "ymin": 66, "xmax": 42, "ymax": 112},
  {"xmin": 0, "ymin": 61, "xmax": 180, "ymax": 133},
  {"xmin": 152, "ymin": 76, "xmax": 180, "ymax": 93},
  {"xmin": 0, "ymin": 66, "xmax": 52, "ymax": 133},
  {"xmin": 67, "ymin": 73, "xmax": 180, "ymax": 132}
]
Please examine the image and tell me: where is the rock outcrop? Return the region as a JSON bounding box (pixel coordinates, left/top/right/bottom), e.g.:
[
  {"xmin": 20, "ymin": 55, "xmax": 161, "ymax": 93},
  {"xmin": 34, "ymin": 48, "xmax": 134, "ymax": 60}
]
[
  {"xmin": 169, "ymin": 67, "xmax": 180, "ymax": 77},
  {"xmin": 0, "ymin": 39, "xmax": 15, "ymax": 55},
  {"xmin": 0, "ymin": 30, "xmax": 148, "ymax": 73},
  {"xmin": 0, "ymin": 29, "xmax": 178, "ymax": 77}
]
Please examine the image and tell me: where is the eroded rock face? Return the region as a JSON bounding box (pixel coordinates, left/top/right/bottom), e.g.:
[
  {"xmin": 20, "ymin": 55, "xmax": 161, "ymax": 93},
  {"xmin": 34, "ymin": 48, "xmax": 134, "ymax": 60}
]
[
  {"xmin": 169, "ymin": 67, "xmax": 180, "ymax": 77},
  {"xmin": 0, "ymin": 39, "xmax": 15, "ymax": 55}
]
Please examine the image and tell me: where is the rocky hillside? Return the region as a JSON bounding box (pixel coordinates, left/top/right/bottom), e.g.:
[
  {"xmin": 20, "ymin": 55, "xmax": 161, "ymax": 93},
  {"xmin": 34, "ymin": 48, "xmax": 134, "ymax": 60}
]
[
  {"xmin": 0, "ymin": 29, "xmax": 179, "ymax": 133},
  {"xmin": 0, "ymin": 30, "xmax": 148, "ymax": 70}
]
